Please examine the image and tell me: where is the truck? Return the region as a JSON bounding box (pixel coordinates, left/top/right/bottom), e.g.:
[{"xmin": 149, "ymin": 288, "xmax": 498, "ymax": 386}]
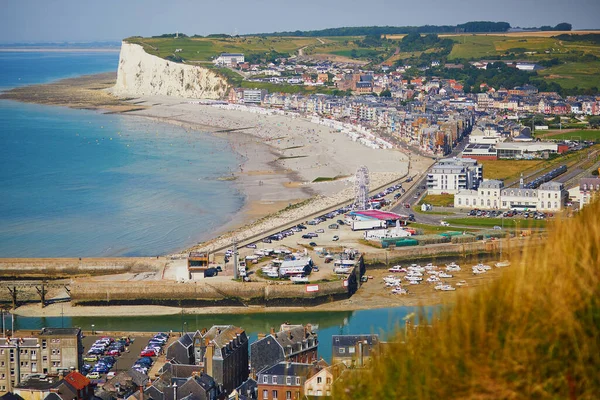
[{"xmin": 351, "ymin": 220, "xmax": 387, "ymax": 231}]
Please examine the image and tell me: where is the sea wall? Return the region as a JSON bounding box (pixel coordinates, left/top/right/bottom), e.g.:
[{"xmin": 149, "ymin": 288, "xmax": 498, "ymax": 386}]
[
  {"xmin": 110, "ymin": 42, "xmax": 229, "ymax": 99},
  {"xmin": 70, "ymin": 279, "xmax": 350, "ymax": 307}
]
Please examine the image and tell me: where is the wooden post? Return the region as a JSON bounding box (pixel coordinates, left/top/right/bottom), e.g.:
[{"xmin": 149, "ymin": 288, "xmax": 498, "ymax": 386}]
[
  {"xmin": 7, "ymin": 287, "xmax": 17, "ymax": 310},
  {"xmin": 36, "ymin": 283, "xmax": 46, "ymax": 308}
]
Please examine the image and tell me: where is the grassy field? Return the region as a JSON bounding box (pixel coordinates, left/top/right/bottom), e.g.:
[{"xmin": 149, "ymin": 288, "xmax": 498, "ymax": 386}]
[
  {"xmin": 445, "ymin": 217, "xmax": 547, "ymax": 229},
  {"xmin": 418, "ymin": 194, "xmax": 455, "ymax": 207},
  {"xmin": 536, "ymin": 61, "xmax": 600, "ymax": 90},
  {"xmin": 408, "ymin": 223, "xmax": 478, "ymax": 235},
  {"xmin": 536, "ymin": 129, "xmax": 600, "ymax": 141},
  {"xmin": 333, "ymin": 200, "xmax": 600, "ymax": 399},
  {"xmin": 480, "ymin": 159, "xmax": 544, "ymax": 181},
  {"xmin": 125, "ymin": 36, "xmax": 319, "ymax": 61}
]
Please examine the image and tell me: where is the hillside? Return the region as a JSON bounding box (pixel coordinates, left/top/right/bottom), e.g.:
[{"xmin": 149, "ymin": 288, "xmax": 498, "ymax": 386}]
[
  {"xmin": 125, "ymin": 31, "xmax": 600, "ymax": 93},
  {"xmin": 332, "ymin": 200, "xmax": 600, "ymax": 399}
]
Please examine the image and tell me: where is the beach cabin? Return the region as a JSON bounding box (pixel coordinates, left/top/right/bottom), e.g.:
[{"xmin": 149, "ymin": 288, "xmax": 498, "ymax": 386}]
[{"xmin": 188, "ymin": 252, "xmax": 209, "ymax": 279}]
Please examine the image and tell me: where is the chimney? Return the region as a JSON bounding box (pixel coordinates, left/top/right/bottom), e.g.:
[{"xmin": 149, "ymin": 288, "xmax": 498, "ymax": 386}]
[
  {"xmin": 205, "ymin": 343, "xmax": 214, "ymax": 377},
  {"xmin": 270, "ymin": 327, "xmax": 275, "ymax": 335},
  {"xmin": 257, "ymin": 333, "xmax": 266, "ymax": 340},
  {"xmin": 173, "ymin": 382, "xmax": 178, "ymax": 400},
  {"xmin": 139, "ymin": 385, "xmax": 144, "ymax": 400}
]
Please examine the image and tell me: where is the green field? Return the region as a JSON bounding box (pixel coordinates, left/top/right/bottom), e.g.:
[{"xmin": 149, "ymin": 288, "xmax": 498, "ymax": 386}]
[
  {"xmin": 445, "ymin": 217, "xmax": 547, "ymax": 229},
  {"xmin": 536, "ymin": 130, "xmax": 600, "ymax": 141},
  {"xmin": 418, "ymin": 194, "xmax": 455, "ymax": 207},
  {"xmin": 536, "ymin": 61, "xmax": 600, "ymax": 89},
  {"xmin": 480, "ymin": 159, "xmax": 545, "ymax": 181},
  {"xmin": 125, "ymin": 36, "xmax": 319, "ymax": 61}
]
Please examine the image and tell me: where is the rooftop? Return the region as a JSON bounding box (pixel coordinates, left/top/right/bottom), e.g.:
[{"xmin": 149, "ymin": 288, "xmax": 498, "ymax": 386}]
[
  {"xmin": 39, "ymin": 328, "xmax": 81, "ymax": 336},
  {"xmin": 349, "ymin": 210, "xmax": 408, "ymax": 221},
  {"xmin": 332, "ymin": 334, "xmax": 379, "ymax": 347}
]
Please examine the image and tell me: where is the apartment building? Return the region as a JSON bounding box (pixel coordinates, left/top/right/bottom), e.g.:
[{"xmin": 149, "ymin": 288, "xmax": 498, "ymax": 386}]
[
  {"xmin": 427, "ymin": 157, "xmax": 483, "ymax": 194},
  {"xmin": 0, "ymin": 328, "xmax": 83, "ymax": 393}
]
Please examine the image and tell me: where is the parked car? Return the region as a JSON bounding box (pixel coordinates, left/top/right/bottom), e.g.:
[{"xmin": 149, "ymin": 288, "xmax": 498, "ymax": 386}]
[
  {"xmin": 328, "ymin": 224, "xmax": 339, "ymax": 229},
  {"xmin": 140, "ymin": 349, "xmax": 157, "ymax": 357},
  {"xmin": 302, "ymin": 234, "xmax": 312, "ymax": 239},
  {"xmin": 309, "ymin": 242, "xmax": 317, "ymax": 247},
  {"xmin": 332, "ymin": 235, "xmax": 339, "ymax": 241},
  {"xmin": 316, "ymin": 228, "xmax": 324, "ymax": 233},
  {"xmin": 246, "ymin": 243, "xmax": 257, "ymax": 249},
  {"xmin": 86, "ymin": 372, "xmax": 101, "ymax": 380},
  {"xmin": 83, "ymin": 354, "xmax": 98, "ymax": 362}
]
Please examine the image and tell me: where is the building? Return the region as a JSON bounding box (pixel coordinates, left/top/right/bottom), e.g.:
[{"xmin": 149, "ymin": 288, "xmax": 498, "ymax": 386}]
[
  {"xmin": 192, "ymin": 326, "xmax": 249, "ymax": 395},
  {"xmin": 12, "ymin": 371, "xmax": 92, "ymax": 400},
  {"xmin": 256, "ymin": 362, "xmax": 313, "ymax": 400},
  {"xmin": 213, "ymin": 53, "xmax": 244, "ymax": 67},
  {"xmin": 426, "ymin": 158, "xmax": 482, "ymax": 194},
  {"xmin": 0, "ymin": 328, "xmax": 83, "ymax": 393},
  {"xmin": 250, "ymin": 324, "xmax": 318, "ymax": 378},
  {"xmin": 495, "ymin": 142, "xmax": 567, "ymax": 160},
  {"xmin": 145, "ymin": 363, "xmax": 217, "ymax": 400},
  {"xmin": 461, "ymin": 143, "xmax": 498, "ymax": 160},
  {"xmin": 454, "ymin": 179, "xmax": 567, "ymax": 211},
  {"xmin": 303, "ymin": 362, "xmax": 346, "ymax": 398},
  {"xmin": 98, "ymin": 369, "xmax": 148, "ymax": 400},
  {"xmin": 331, "ymin": 335, "xmax": 379, "ymax": 367},
  {"xmin": 188, "ymin": 252, "xmax": 209, "ymax": 279},
  {"xmin": 242, "ymin": 89, "xmax": 268, "ymax": 104},
  {"xmin": 166, "ymin": 331, "xmax": 196, "ymax": 365},
  {"xmin": 579, "ymin": 177, "xmax": 600, "ymax": 209}
]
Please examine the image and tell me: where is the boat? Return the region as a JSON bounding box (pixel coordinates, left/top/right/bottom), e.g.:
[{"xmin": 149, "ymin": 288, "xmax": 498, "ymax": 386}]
[
  {"xmin": 391, "ymin": 287, "xmax": 408, "ymax": 295},
  {"xmin": 266, "ymin": 271, "xmax": 279, "ymax": 278},
  {"xmin": 426, "ymin": 276, "xmax": 440, "ymax": 283},
  {"xmin": 388, "ymin": 265, "xmax": 406, "ymax": 273},
  {"xmin": 473, "ymin": 263, "xmax": 492, "ymax": 271},
  {"xmin": 438, "ymin": 272, "xmax": 453, "ymax": 278},
  {"xmin": 472, "ymin": 266, "xmax": 487, "ymax": 275},
  {"xmin": 404, "ymin": 276, "xmax": 422, "ymax": 282},
  {"xmin": 495, "ymin": 260, "xmax": 511, "ymax": 268},
  {"xmin": 456, "ymin": 280, "xmax": 468, "ymax": 287},
  {"xmin": 440, "ymin": 285, "xmax": 456, "ymax": 291},
  {"xmin": 424, "ymin": 263, "xmax": 438, "ymax": 270},
  {"xmin": 406, "ymin": 271, "xmax": 422, "ymax": 277},
  {"xmin": 334, "ymin": 266, "xmax": 353, "ymax": 274},
  {"xmin": 290, "ymin": 276, "xmax": 309, "ymax": 283},
  {"xmin": 446, "ymin": 262, "xmax": 461, "ymax": 272}
]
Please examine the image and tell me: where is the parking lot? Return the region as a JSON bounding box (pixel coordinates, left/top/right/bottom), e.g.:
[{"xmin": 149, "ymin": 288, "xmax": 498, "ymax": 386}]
[{"xmin": 81, "ymin": 332, "xmax": 173, "ymax": 381}]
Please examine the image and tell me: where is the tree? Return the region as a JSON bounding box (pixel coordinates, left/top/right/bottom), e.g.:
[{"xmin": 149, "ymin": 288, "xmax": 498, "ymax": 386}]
[
  {"xmin": 554, "ymin": 22, "xmax": 572, "ymax": 31},
  {"xmin": 379, "ymin": 89, "xmax": 392, "ymax": 97}
]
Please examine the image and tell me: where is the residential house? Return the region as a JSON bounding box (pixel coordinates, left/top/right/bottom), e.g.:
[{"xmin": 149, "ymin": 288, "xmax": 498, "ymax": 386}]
[
  {"xmin": 426, "ymin": 157, "xmax": 483, "ymax": 194},
  {"xmin": 251, "ymin": 325, "xmax": 318, "ymax": 378},
  {"xmin": 331, "ymin": 335, "xmax": 379, "ymax": 367},
  {"xmin": 12, "ymin": 371, "xmax": 92, "ymax": 400},
  {"xmin": 145, "ymin": 363, "xmax": 217, "ymax": 400},
  {"xmin": 303, "ymin": 362, "xmax": 346, "ymax": 398},
  {"xmin": 256, "ymin": 362, "xmax": 313, "ymax": 400},
  {"xmin": 97, "ymin": 369, "xmax": 148, "ymax": 400}
]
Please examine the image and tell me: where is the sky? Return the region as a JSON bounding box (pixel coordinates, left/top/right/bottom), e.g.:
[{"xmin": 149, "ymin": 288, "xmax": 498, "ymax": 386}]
[{"xmin": 1, "ymin": 0, "xmax": 600, "ymax": 43}]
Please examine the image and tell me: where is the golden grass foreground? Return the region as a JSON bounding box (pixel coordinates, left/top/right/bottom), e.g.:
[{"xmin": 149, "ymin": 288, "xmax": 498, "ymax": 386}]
[{"xmin": 333, "ymin": 200, "xmax": 599, "ymax": 399}]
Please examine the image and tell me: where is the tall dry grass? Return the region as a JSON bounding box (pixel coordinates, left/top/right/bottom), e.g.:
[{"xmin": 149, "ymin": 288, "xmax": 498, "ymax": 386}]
[{"xmin": 333, "ymin": 200, "xmax": 600, "ymax": 399}]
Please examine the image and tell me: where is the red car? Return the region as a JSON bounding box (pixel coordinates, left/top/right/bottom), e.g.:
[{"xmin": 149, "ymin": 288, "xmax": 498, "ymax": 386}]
[
  {"xmin": 106, "ymin": 349, "xmax": 120, "ymax": 356},
  {"xmin": 140, "ymin": 349, "xmax": 156, "ymax": 357}
]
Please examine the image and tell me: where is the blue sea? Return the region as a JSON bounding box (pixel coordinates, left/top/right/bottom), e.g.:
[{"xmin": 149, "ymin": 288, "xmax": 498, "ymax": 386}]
[{"xmin": 0, "ymin": 50, "xmax": 245, "ymax": 257}]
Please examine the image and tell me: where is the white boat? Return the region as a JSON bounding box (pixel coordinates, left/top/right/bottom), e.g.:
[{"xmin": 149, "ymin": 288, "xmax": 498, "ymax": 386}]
[
  {"xmin": 438, "ymin": 272, "xmax": 453, "ymax": 278},
  {"xmin": 404, "ymin": 276, "xmax": 422, "ymax": 282},
  {"xmin": 456, "ymin": 280, "xmax": 468, "ymax": 287},
  {"xmin": 441, "ymin": 285, "xmax": 456, "ymax": 291},
  {"xmin": 472, "ymin": 267, "xmax": 487, "ymax": 275},
  {"xmin": 446, "ymin": 262, "xmax": 461, "ymax": 272},
  {"xmin": 334, "ymin": 266, "xmax": 353, "ymax": 274},
  {"xmin": 266, "ymin": 271, "xmax": 279, "ymax": 278},
  {"xmin": 426, "ymin": 276, "xmax": 440, "ymax": 283},
  {"xmin": 388, "ymin": 265, "xmax": 406, "ymax": 273},
  {"xmin": 424, "ymin": 263, "xmax": 438, "ymax": 271},
  {"xmin": 290, "ymin": 276, "xmax": 309, "ymax": 283},
  {"xmin": 408, "ymin": 280, "xmax": 421, "ymax": 285},
  {"xmin": 391, "ymin": 287, "xmax": 408, "ymax": 294},
  {"xmin": 495, "ymin": 260, "xmax": 511, "ymax": 268},
  {"xmin": 406, "ymin": 271, "xmax": 423, "ymax": 277},
  {"xmin": 473, "ymin": 263, "xmax": 491, "ymax": 271}
]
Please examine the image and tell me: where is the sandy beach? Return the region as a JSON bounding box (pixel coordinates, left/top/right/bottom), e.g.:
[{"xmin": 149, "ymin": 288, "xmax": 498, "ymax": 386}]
[{"xmin": 121, "ymin": 96, "xmax": 425, "ymax": 253}]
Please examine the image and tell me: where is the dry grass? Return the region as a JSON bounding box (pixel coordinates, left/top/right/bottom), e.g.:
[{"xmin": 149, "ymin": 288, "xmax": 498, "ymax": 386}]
[
  {"xmin": 480, "ymin": 159, "xmax": 544, "ymax": 181},
  {"xmin": 333, "ymin": 199, "xmax": 600, "ymax": 399}
]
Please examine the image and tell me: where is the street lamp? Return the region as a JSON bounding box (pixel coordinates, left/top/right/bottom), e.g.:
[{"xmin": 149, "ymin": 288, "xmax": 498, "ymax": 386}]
[{"xmin": 91, "ymin": 324, "xmax": 95, "ymax": 335}]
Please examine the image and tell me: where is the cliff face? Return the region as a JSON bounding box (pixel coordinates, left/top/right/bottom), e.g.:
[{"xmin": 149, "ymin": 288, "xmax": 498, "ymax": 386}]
[{"xmin": 111, "ymin": 42, "xmax": 230, "ymax": 99}]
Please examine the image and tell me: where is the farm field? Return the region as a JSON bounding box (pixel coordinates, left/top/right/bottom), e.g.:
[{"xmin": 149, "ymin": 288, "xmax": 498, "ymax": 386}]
[
  {"xmin": 535, "ymin": 62, "xmax": 600, "ymax": 89},
  {"xmin": 480, "ymin": 159, "xmax": 544, "ymax": 181},
  {"xmin": 535, "ymin": 129, "xmax": 600, "ymax": 141}
]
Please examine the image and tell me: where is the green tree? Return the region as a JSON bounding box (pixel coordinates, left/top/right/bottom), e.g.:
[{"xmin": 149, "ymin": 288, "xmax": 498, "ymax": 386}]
[{"xmin": 379, "ymin": 89, "xmax": 392, "ymax": 97}]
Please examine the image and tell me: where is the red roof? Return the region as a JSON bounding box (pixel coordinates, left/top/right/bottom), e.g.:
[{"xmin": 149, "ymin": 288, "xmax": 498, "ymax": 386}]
[
  {"xmin": 351, "ymin": 210, "xmax": 408, "ymax": 220},
  {"xmin": 64, "ymin": 371, "xmax": 90, "ymax": 390}
]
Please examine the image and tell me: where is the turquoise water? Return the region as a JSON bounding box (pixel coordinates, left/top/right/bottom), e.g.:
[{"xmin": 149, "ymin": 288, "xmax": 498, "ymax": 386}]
[
  {"xmin": 0, "ymin": 51, "xmax": 245, "ymax": 257},
  {"xmin": 10, "ymin": 307, "xmax": 425, "ymax": 362}
]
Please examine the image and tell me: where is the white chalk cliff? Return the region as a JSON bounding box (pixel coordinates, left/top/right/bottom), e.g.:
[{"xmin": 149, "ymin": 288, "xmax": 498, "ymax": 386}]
[{"xmin": 111, "ymin": 42, "xmax": 230, "ymax": 99}]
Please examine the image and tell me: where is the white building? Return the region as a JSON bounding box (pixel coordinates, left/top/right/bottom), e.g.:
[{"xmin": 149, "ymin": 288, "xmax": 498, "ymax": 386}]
[
  {"xmin": 213, "ymin": 53, "xmax": 245, "ymax": 67},
  {"xmin": 242, "ymin": 88, "xmax": 267, "ymax": 104},
  {"xmin": 454, "ymin": 179, "xmax": 566, "ymax": 211},
  {"xmin": 579, "ymin": 177, "xmax": 600, "ymax": 209},
  {"xmin": 426, "ymin": 157, "xmax": 483, "ymax": 195}
]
